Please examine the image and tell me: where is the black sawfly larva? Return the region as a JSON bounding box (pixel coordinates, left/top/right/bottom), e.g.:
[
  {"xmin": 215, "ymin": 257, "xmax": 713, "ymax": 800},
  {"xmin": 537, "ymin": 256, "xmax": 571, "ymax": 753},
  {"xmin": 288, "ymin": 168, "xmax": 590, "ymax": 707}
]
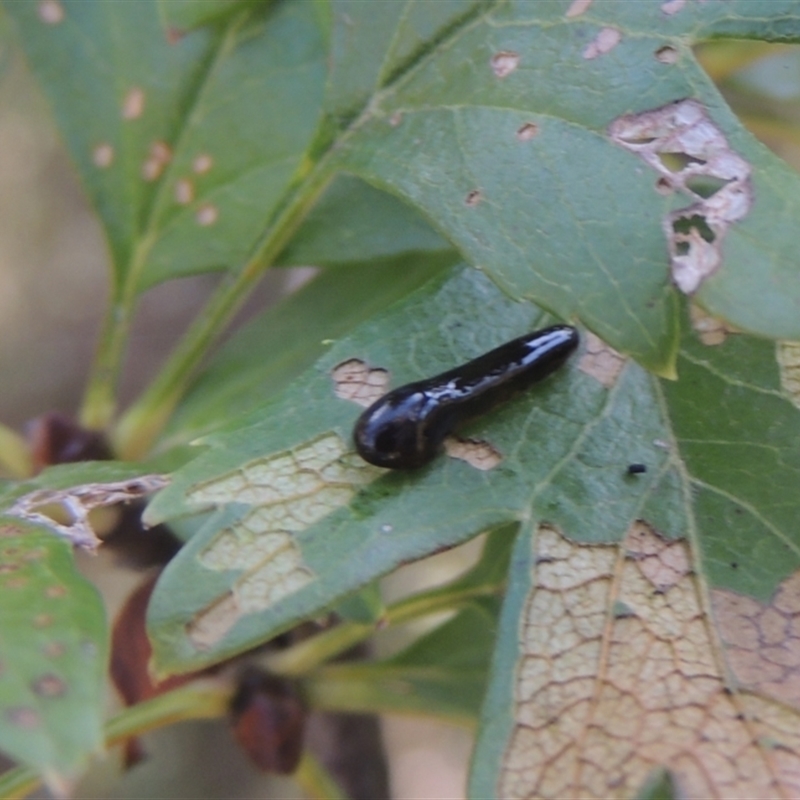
[{"xmin": 353, "ymin": 325, "xmax": 579, "ymax": 469}]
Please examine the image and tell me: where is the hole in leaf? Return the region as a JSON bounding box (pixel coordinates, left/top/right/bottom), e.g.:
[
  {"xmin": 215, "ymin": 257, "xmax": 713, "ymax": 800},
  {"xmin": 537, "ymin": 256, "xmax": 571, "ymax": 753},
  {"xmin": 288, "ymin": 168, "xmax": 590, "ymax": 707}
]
[
  {"xmin": 672, "ymin": 214, "xmax": 716, "ymax": 244},
  {"xmin": 657, "ymin": 151, "xmax": 707, "ymax": 173},
  {"xmin": 684, "ymin": 174, "xmax": 732, "ymax": 199}
]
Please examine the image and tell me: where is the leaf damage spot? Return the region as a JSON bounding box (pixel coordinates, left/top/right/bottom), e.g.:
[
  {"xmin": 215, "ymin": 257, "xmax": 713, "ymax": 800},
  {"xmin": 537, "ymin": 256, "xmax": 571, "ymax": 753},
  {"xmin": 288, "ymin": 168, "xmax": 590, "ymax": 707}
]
[
  {"xmin": 713, "ymin": 573, "xmax": 800, "ymax": 707},
  {"xmin": 500, "ymin": 522, "xmax": 800, "ymax": 798},
  {"xmin": 43, "ymin": 642, "xmax": 66, "ymax": 658},
  {"xmin": 37, "ymin": 0, "xmax": 64, "ymax": 24},
  {"xmin": 9, "ymin": 475, "xmax": 169, "ymax": 550},
  {"xmin": 626, "ymin": 520, "xmax": 690, "ymax": 590},
  {"xmin": 655, "ymin": 45, "xmax": 679, "ymax": 64},
  {"xmin": 516, "ymin": 123, "xmax": 539, "ymax": 142},
  {"xmin": 192, "ymin": 153, "xmax": 213, "ymax": 174},
  {"xmin": 142, "ymin": 140, "xmax": 171, "ymax": 182},
  {"xmin": 185, "ymin": 434, "xmax": 382, "ymax": 648},
  {"xmin": 31, "ymin": 673, "xmax": 67, "ymax": 698},
  {"xmin": 582, "ymin": 27, "xmax": 622, "ymax": 60},
  {"xmin": 121, "ymin": 87, "xmax": 146, "ymax": 121},
  {"xmin": 196, "ymin": 203, "xmax": 218, "ymax": 226},
  {"xmin": 7, "ymin": 707, "xmax": 39, "ymax": 729},
  {"xmin": 389, "ymin": 111, "xmax": 403, "ymax": 127},
  {"xmin": 33, "ymin": 614, "xmax": 54, "ymax": 629},
  {"xmin": 776, "ymin": 342, "xmax": 800, "ymax": 410},
  {"xmin": 608, "ymin": 99, "xmax": 753, "ymax": 294},
  {"xmin": 578, "ymin": 331, "xmax": 626, "ymax": 387},
  {"xmin": 661, "ymin": 0, "xmax": 686, "ymax": 14},
  {"xmin": 465, "ymin": 189, "xmax": 482, "ymax": 207},
  {"xmin": 565, "ymin": 0, "xmax": 594, "ymax": 18},
  {"xmin": 174, "ymin": 178, "xmax": 194, "ymax": 205},
  {"xmin": 443, "ymin": 436, "xmax": 502, "ymax": 470},
  {"xmin": 331, "ymin": 359, "xmax": 389, "ymax": 408},
  {"xmin": 690, "ymin": 303, "xmax": 737, "ymax": 345},
  {"xmin": 490, "ymin": 51, "xmax": 519, "ymax": 78},
  {"xmin": 92, "ymin": 143, "xmax": 114, "ymax": 169}
]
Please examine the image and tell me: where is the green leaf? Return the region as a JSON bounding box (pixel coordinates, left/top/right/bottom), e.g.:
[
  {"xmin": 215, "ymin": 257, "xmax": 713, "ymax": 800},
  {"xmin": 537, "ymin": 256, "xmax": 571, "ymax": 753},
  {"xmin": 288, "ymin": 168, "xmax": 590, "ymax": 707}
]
[
  {"xmin": 276, "ymin": 175, "xmax": 451, "ymax": 268},
  {"xmin": 469, "ymin": 311, "xmax": 800, "ymax": 796},
  {"xmin": 0, "ymin": 517, "xmax": 106, "ymax": 783},
  {"xmin": 5, "ymin": 0, "xmax": 327, "ymax": 291},
  {"xmin": 331, "ymin": 1, "xmax": 800, "ymax": 373},
  {"xmin": 145, "ymin": 264, "xmax": 677, "ymax": 674},
  {"xmin": 161, "ymin": 251, "xmax": 456, "ymax": 445},
  {"xmin": 158, "ymin": 0, "xmax": 258, "ymax": 33}
]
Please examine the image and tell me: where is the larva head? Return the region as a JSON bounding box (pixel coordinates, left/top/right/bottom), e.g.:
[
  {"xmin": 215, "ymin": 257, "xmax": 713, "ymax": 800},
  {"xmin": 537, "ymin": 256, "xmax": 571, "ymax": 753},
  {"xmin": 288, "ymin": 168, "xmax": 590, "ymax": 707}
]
[{"xmin": 353, "ymin": 387, "xmax": 443, "ymax": 469}]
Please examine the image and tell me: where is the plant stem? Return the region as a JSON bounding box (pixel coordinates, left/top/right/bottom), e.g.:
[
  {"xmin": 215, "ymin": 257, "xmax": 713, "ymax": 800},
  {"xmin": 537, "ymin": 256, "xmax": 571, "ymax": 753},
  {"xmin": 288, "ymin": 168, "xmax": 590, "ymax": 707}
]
[
  {"xmin": 0, "ymin": 423, "xmax": 33, "ymax": 478},
  {"xmin": 264, "ymin": 579, "xmax": 500, "ymax": 678},
  {"xmin": 79, "ymin": 236, "xmax": 155, "ymax": 432},
  {"xmin": 0, "ymin": 682, "xmax": 231, "ymax": 800},
  {"xmin": 294, "ymin": 752, "xmax": 349, "ymax": 800},
  {"xmin": 113, "ymin": 165, "xmax": 334, "ymax": 461}
]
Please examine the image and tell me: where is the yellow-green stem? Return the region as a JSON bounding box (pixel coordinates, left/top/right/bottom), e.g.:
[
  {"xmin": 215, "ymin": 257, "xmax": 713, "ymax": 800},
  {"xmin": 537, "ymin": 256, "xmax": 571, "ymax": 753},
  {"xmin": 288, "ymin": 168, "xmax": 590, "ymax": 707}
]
[
  {"xmin": 113, "ymin": 165, "xmax": 334, "ymax": 461},
  {"xmin": 264, "ymin": 580, "xmax": 500, "ymax": 678},
  {"xmin": 80, "ymin": 238, "xmax": 155, "ymax": 431},
  {"xmin": 0, "ymin": 682, "xmax": 230, "ymax": 800},
  {"xmin": 0, "ymin": 423, "xmax": 33, "ymax": 479},
  {"xmin": 294, "ymin": 752, "xmax": 349, "ymax": 800}
]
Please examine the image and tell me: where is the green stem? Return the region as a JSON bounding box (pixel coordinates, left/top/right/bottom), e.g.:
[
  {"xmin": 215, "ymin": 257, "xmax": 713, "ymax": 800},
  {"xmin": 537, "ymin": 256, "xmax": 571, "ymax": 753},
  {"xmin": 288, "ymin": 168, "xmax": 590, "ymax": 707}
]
[
  {"xmin": 0, "ymin": 423, "xmax": 33, "ymax": 478},
  {"xmin": 294, "ymin": 752, "xmax": 349, "ymax": 800},
  {"xmin": 264, "ymin": 579, "xmax": 500, "ymax": 678},
  {"xmin": 0, "ymin": 682, "xmax": 231, "ymax": 800},
  {"xmin": 79, "ymin": 298, "xmax": 131, "ymax": 430},
  {"xmin": 113, "ymin": 165, "xmax": 334, "ymax": 461},
  {"xmin": 79, "ymin": 237, "xmax": 154, "ymax": 431}
]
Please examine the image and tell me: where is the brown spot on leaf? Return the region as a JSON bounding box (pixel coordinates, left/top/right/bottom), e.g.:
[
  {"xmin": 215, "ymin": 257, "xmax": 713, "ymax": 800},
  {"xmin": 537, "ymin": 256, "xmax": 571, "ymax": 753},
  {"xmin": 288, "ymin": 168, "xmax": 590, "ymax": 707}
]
[
  {"xmin": 655, "ymin": 45, "xmax": 679, "ymax": 64},
  {"xmin": 389, "ymin": 111, "xmax": 403, "ymax": 127},
  {"xmin": 582, "ymin": 27, "xmax": 622, "ymax": 60},
  {"xmin": 175, "ymin": 178, "xmax": 194, "ymax": 205},
  {"xmin": 7, "ymin": 707, "xmax": 39, "ymax": 729},
  {"xmin": 46, "ymin": 585, "xmax": 68, "ymax": 599},
  {"xmin": 516, "ymin": 123, "xmax": 539, "ymax": 142},
  {"xmin": 122, "ymin": 87, "xmax": 145, "ymax": 120},
  {"xmin": 565, "ymin": 0, "xmax": 593, "ymax": 17},
  {"xmin": 465, "ymin": 189, "xmax": 482, "ymax": 207},
  {"xmin": 192, "ymin": 153, "xmax": 213, "ymax": 174},
  {"xmin": 32, "ymin": 673, "xmax": 67, "ymax": 698},
  {"xmin": 37, "ymin": 0, "xmax": 63, "ymax": 24},
  {"xmin": 5, "ymin": 576, "xmax": 28, "ymax": 590},
  {"xmin": 490, "ymin": 51, "xmax": 519, "ymax": 78},
  {"xmin": 33, "ymin": 614, "xmax": 55, "ymax": 628},
  {"xmin": 43, "ymin": 642, "xmax": 67, "ymax": 658},
  {"xmin": 578, "ymin": 331, "xmax": 626, "ymax": 387},
  {"xmin": 142, "ymin": 140, "xmax": 172, "ymax": 182},
  {"xmin": 196, "ymin": 204, "xmax": 219, "ymax": 226},
  {"xmin": 661, "ymin": 0, "xmax": 686, "ymax": 13},
  {"xmin": 92, "ymin": 143, "xmax": 114, "ymax": 168},
  {"xmin": 331, "ymin": 359, "xmax": 389, "ymax": 408},
  {"xmin": 443, "ymin": 437, "xmax": 502, "ymax": 470}
]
